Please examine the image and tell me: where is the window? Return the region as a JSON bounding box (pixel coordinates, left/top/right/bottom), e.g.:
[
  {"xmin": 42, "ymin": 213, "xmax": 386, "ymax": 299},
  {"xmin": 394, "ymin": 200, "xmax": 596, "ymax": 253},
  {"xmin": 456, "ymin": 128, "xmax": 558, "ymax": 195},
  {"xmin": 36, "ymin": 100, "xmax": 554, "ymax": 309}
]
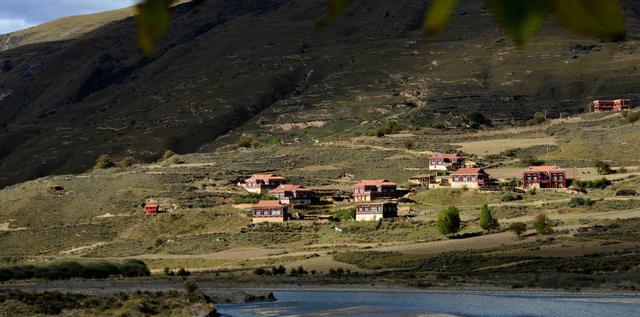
[{"xmin": 472, "ymin": 176, "xmax": 477, "ymax": 181}]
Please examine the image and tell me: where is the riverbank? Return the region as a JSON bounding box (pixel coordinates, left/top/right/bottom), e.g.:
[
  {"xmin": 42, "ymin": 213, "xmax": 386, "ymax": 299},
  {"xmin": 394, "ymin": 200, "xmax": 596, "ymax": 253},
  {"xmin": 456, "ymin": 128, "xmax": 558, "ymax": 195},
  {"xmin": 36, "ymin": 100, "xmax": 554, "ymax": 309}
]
[{"xmin": 1, "ymin": 276, "xmax": 638, "ymax": 297}]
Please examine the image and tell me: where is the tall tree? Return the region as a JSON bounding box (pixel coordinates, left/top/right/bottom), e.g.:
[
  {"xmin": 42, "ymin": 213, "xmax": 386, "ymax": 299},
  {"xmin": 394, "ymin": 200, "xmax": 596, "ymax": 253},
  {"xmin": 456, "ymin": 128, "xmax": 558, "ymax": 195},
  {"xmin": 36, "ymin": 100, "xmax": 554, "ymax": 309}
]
[
  {"xmin": 479, "ymin": 203, "xmax": 499, "ymax": 232},
  {"xmin": 437, "ymin": 206, "xmax": 461, "ymax": 237}
]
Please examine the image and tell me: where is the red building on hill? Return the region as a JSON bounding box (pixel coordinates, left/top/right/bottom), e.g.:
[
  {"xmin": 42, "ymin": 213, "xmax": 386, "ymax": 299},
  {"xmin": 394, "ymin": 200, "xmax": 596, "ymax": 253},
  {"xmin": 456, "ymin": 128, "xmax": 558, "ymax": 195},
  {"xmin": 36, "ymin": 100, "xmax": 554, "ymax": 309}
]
[
  {"xmin": 242, "ymin": 174, "xmax": 287, "ymax": 194},
  {"xmin": 144, "ymin": 203, "xmax": 159, "ymax": 215},
  {"xmin": 269, "ymin": 184, "xmax": 313, "ymax": 206},
  {"xmin": 251, "ymin": 200, "xmax": 289, "ymax": 223},
  {"xmin": 428, "ymin": 153, "xmax": 465, "ymax": 171},
  {"xmin": 352, "ymin": 179, "xmax": 398, "ymax": 202},
  {"xmin": 521, "ymin": 166, "xmax": 567, "ymax": 189},
  {"xmin": 450, "ymin": 168, "xmax": 490, "ymax": 189},
  {"xmin": 592, "ymin": 99, "xmax": 632, "ymax": 112}
]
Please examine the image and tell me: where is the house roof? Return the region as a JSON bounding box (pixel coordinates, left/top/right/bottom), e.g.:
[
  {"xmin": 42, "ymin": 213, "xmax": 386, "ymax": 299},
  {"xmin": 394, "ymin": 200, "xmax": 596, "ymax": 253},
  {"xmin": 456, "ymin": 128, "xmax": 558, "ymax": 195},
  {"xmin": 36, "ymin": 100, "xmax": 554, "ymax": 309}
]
[
  {"xmin": 430, "ymin": 153, "xmax": 463, "ymax": 159},
  {"xmin": 253, "ymin": 200, "xmax": 285, "ymax": 208},
  {"xmin": 145, "ymin": 203, "xmax": 159, "ymax": 208},
  {"xmin": 525, "ymin": 166, "xmax": 565, "ymax": 172},
  {"xmin": 248, "ymin": 174, "xmax": 287, "ymax": 181},
  {"xmin": 269, "ymin": 184, "xmax": 312, "ymax": 193},
  {"xmin": 452, "ymin": 168, "xmax": 486, "ymax": 175},
  {"xmin": 353, "ymin": 179, "xmax": 397, "ymax": 187}
]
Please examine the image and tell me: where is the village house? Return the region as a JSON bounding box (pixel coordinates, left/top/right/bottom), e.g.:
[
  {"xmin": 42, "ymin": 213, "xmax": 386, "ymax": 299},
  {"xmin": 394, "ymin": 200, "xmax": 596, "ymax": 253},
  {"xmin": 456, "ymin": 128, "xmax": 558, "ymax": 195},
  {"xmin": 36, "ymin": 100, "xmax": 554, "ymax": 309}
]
[
  {"xmin": 355, "ymin": 201, "xmax": 398, "ymax": 221},
  {"xmin": 522, "ymin": 166, "xmax": 567, "ymax": 189},
  {"xmin": 144, "ymin": 202, "xmax": 159, "ymax": 215},
  {"xmin": 451, "ymin": 168, "xmax": 491, "ymax": 189},
  {"xmin": 428, "ymin": 153, "xmax": 465, "ymax": 171},
  {"xmin": 269, "ymin": 184, "xmax": 313, "ymax": 206},
  {"xmin": 251, "ymin": 200, "xmax": 288, "ymax": 223},
  {"xmin": 242, "ymin": 174, "xmax": 287, "ymax": 194},
  {"xmin": 591, "ymin": 99, "xmax": 632, "ymax": 112},
  {"xmin": 352, "ymin": 179, "xmax": 398, "ymax": 202}
]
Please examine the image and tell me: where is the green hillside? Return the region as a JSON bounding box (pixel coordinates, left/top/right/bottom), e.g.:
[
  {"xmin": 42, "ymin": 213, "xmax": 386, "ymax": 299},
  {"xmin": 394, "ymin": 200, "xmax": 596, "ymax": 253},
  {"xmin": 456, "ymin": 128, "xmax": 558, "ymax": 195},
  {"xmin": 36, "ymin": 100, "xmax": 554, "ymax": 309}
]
[{"xmin": 1, "ymin": 0, "xmax": 640, "ymax": 188}]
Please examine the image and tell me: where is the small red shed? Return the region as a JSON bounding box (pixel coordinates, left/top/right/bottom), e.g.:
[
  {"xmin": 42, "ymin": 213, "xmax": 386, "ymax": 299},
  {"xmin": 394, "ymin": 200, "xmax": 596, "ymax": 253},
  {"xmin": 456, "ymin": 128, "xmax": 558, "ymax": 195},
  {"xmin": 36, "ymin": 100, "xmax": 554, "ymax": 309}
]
[{"xmin": 144, "ymin": 203, "xmax": 159, "ymax": 215}]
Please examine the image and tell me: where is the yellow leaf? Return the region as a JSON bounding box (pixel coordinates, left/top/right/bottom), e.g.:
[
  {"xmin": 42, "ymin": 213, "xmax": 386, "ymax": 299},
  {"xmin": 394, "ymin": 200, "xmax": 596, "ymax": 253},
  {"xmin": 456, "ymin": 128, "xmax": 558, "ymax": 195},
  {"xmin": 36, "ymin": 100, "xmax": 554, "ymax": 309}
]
[
  {"xmin": 135, "ymin": 0, "xmax": 175, "ymax": 56},
  {"xmin": 483, "ymin": 0, "xmax": 550, "ymax": 47},
  {"xmin": 424, "ymin": 0, "xmax": 459, "ymax": 36},
  {"xmin": 551, "ymin": 0, "xmax": 626, "ymax": 40},
  {"xmin": 314, "ymin": 0, "xmax": 356, "ymax": 32}
]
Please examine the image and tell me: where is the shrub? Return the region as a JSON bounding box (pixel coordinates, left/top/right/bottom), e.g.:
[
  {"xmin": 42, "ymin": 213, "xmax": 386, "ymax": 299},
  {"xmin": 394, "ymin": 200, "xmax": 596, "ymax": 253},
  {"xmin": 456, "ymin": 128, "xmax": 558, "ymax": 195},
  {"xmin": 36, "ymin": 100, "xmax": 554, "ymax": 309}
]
[
  {"xmin": 467, "ymin": 112, "xmax": 488, "ymax": 129},
  {"xmin": 0, "ymin": 260, "xmax": 150, "ymax": 282},
  {"xmin": 237, "ymin": 137, "xmax": 260, "ymax": 148},
  {"xmin": 267, "ymin": 137, "xmax": 282, "ymax": 145},
  {"xmin": 528, "ymin": 112, "xmax": 546, "ymax": 125},
  {"xmin": 94, "ymin": 154, "xmax": 115, "ymax": 169},
  {"xmin": 595, "ymin": 161, "xmax": 613, "ymax": 175},
  {"xmin": 568, "ymin": 197, "xmax": 593, "ymax": 208},
  {"xmin": 169, "ymin": 155, "xmax": 184, "ymax": 164},
  {"xmin": 616, "ymin": 189, "xmax": 637, "ymax": 196},
  {"xmin": 176, "ymin": 268, "xmax": 190, "ymax": 277},
  {"xmin": 520, "ymin": 155, "xmax": 545, "ymax": 166},
  {"xmin": 271, "ymin": 265, "xmax": 286, "ymax": 275},
  {"xmin": 501, "ymin": 193, "xmax": 523, "ymax": 202},
  {"xmin": 479, "ymin": 203, "xmax": 499, "ymax": 231},
  {"xmin": 162, "ymin": 149, "xmax": 175, "ymax": 160},
  {"xmin": 533, "ymin": 214, "xmax": 553, "ymax": 235},
  {"xmin": 404, "ymin": 140, "xmax": 414, "ymax": 149},
  {"xmin": 334, "ymin": 208, "xmax": 356, "ymax": 221},
  {"xmin": 437, "ymin": 206, "xmax": 461, "ymax": 237},
  {"xmin": 376, "ymin": 128, "xmax": 385, "ymax": 137},
  {"xmin": 430, "ymin": 122, "xmax": 446, "ymax": 130},
  {"xmin": 254, "ymin": 268, "xmax": 267, "ymax": 275},
  {"xmin": 626, "ymin": 110, "xmax": 640, "ymax": 123},
  {"xmin": 383, "ymin": 121, "xmax": 398, "ymax": 134},
  {"xmin": 502, "ymin": 178, "xmax": 521, "ymax": 191},
  {"xmin": 164, "ymin": 267, "xmax": 174, "ymax": 276},
  {"xmin": 118, "ymin": 156, "xmax": 136, "ymax": 168},
  {"xmin": 573, "ymin": 178, "xmax": 612, "ymax": 190},
  {"xmin": 509, "ymin": 222, "xmax": 527, "ymax": 238}
]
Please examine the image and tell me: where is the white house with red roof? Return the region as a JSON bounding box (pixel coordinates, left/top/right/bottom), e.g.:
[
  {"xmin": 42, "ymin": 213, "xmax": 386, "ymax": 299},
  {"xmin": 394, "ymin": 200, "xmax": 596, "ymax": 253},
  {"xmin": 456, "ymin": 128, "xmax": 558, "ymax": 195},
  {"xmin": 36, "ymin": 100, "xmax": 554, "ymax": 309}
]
[
  {"xmin": 251, "ymin": 200, "xmax": 289, "ymax": 223},
  {"xmin": 242, "ymin": 174, "xmax": 287, "ymax": 194},
  {"xmin": 522, "ymin": 166, "xmax": 567, "ymax": 189},
  {"xmin": 429, "ymin": 153, "xmax": 465, "ymax": 171},
  {"xmin": 451, "ymin": 168, "xmax": 491, "ymax": 189},
  {"xmin": 269, "ymin": 184, "xmax": 314, "ymax": 206},
  {"xmin": 352, "ymin": 179, "xmax": 398, "ymax": 202},
  {"xmin": 355, "ymin": 201, "xmax": 398, "ymax": 221}
]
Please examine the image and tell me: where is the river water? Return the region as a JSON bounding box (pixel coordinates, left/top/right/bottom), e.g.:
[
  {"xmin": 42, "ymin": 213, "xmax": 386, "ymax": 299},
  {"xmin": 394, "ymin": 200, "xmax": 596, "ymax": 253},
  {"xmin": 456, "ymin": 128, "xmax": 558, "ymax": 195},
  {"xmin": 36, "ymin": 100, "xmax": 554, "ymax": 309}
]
[{"xmin": 217, "ymin": 289, "xmax": 640, "ymax": 317}]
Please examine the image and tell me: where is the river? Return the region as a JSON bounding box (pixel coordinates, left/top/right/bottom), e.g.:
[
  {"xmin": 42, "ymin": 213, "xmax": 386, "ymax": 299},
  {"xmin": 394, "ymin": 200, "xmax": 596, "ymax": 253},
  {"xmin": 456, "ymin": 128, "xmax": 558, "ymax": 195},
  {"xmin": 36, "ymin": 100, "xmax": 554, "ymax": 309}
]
[{"xmin": 217, "ymin": 289, "xmax": 640, "ymax": 317}]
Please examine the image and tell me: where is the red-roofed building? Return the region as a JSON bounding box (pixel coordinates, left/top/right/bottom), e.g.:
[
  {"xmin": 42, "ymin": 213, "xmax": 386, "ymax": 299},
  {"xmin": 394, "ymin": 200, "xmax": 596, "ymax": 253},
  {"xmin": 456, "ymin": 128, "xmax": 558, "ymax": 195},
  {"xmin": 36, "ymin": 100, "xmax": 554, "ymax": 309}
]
[
  {"xmin": 242, "ymin": 174, "xmax": 287, "ymax": 194},
  {"xmin": 251, "ymin": 200, "xmax": 289, "ymax": 223},
  {"xmin": 429, "ymin": 153, "xmax": 465, "ymax": 171},
  {"xmin": 355, "ymin": 202, "xmax": 398, "ymax": 221},
  {"xmin": 352, "ymin": 179, "xmax": 398, "ymax": 202},
  {"xmin": 451, "ymin": 168, "xmax": 490, "ymax": 189},
  {"xmin": 592, "ymin": 99, "xmax": 632, "ymax": 112},
  {"xmin": 144, "ymin": 202, "xmax": 159, "ymax": 215},
  {"xmin": 522, "ymin": 166, "xmax": 567, "ymax": 189},
  {"xmin": 269, "ymin": 184, "xmax": 314, "ymax": 206}
]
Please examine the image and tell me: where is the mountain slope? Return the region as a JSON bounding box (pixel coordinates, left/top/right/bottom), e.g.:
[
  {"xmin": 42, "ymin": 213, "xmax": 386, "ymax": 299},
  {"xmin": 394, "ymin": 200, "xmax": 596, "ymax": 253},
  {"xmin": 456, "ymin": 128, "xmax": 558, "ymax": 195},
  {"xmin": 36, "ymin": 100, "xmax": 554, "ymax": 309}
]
[{"xmin": 1, "ymin": 0, "xmax": 640, "ymax": 188}]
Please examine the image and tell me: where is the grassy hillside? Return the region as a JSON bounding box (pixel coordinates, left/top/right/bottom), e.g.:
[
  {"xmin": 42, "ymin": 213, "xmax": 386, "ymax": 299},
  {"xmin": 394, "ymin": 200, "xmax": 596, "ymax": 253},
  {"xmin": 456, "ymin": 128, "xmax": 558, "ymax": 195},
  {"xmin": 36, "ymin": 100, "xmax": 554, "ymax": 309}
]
[
  {"xmin": 1, "ymin": 0, "xmax": 640, "ymax": 188},
  {"xmin": 2, "ymin": 112, "xmax": 640, "ymax": 287}
]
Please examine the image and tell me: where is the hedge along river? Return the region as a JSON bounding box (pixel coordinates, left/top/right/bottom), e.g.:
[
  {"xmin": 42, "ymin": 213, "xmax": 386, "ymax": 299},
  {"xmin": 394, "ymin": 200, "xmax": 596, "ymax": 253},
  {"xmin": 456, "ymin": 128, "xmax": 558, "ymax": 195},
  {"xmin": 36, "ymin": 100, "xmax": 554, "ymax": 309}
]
[{"xmin": 216, "ymin": 289, "xmax": 640, "ymax": 317}]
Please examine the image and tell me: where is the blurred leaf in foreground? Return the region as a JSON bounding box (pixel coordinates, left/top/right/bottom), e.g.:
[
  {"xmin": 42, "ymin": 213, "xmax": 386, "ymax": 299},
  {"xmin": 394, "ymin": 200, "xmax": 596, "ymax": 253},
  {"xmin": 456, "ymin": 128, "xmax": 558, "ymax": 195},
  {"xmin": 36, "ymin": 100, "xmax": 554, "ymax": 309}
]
[
  {"xmin": 551, "ymin": 0, "xmax": 626, "ymax": 41},
  {"xmin": 423, "ymin": 0, "xmax": 459, "ymax": 36},
  {"xmin": 483, "ymin": 0, "xmax": 551, "ymax": 47},
  {"xmin": 135, "ymin": 0, "xmax": 175, "ymax": 56},
  {"xmin": 314, "ymin": 0, "xmax": 356, "ymax": 32}
]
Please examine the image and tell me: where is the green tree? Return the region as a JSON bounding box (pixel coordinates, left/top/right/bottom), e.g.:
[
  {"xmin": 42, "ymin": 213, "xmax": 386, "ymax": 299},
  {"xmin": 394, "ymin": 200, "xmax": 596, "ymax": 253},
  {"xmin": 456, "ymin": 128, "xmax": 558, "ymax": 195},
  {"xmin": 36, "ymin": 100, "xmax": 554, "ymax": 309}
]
[
  {"xmin": 595, "ymin": 160, "xmax": 613, "ymax": 175},
  {"xmin": 479, "ymin": 203, "xmax": 499, "ymax": 232},
  {"xmin": 509, "ymin": 222, "xmax": 527, "ymax": 238},
  {"xmin": 437, "ymin": 206, "xmax": 461, "ymax": 237},
  {"xmin": 533, "ymin": 214, "xmax": 553, "ymax": 235}
]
